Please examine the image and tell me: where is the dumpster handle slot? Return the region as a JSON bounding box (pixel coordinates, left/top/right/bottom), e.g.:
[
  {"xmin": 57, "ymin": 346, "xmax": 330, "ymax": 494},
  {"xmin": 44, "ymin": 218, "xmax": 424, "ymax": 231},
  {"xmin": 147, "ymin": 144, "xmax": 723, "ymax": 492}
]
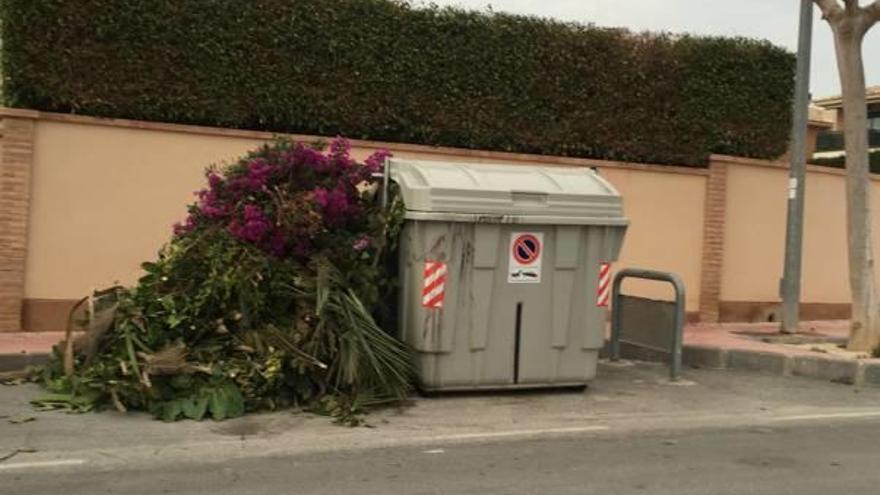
[
  {"xmin": 513, "ymin": 302, "xmax": 523, "ymax": 384},
  {"xmin": 609, "ymin": 268, "xmax": 686, "ymax": 381}
]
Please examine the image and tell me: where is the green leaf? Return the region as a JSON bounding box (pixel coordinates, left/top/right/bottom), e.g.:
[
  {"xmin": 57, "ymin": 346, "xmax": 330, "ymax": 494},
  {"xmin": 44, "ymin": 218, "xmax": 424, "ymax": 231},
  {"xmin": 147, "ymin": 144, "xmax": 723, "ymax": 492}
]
[
  {"xmin": 222, "ymin": 383, "xmax": 245, "ymax": 418},
  {"xmin": 166, "ymin": 314, "xmax": 183, "ymax": 329},
  {"xmin": 141, "ymin": 262, "xmax": 159, "ymax": 273},
  {"xmin": 170, "ymin": 374, "xmax": 193, "ymax": 390},
  {"xmin": 208, "ymin": 387, "xmax": 228, "ymax": 421},
  {"xmin": 180, "ymin": 396, "xmax": 209, "ymax": 420},
  {"xmin": 161, "ymin": 400, "xmax": 183, "ymax": 422},
  {"xmin": 208, "ymin": 383, "xmax": 245, "ymax": 421}
]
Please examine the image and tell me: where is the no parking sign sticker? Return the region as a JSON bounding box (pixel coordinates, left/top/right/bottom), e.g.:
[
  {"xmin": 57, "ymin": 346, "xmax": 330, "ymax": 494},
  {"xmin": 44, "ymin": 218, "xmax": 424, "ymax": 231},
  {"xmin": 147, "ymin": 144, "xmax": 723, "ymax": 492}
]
[{"xmin": 508, "ymin": 232, "xmax": 543, "ymax": 283}]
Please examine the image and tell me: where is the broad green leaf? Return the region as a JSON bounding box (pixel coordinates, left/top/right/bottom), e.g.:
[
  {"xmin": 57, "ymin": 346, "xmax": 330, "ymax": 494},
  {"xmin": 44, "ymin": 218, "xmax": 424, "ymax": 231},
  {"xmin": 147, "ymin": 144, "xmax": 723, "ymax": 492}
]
[
  {"xmin": 209, "ymin": 388, "xmax": 228, "ymax": 421},
  {"xmin": 181, "ymin": 396, "xmax": 209, "ymax": 420},
  {"xmin": 161, "ymin": 400, "xmax": 183, "ymax": 422}
]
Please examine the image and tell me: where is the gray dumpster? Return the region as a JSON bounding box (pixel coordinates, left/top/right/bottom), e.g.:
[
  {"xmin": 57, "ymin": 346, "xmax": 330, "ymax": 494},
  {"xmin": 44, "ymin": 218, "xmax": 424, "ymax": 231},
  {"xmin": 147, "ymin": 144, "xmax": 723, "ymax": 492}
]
[{"xmin": 392, "ymin": 159, "xmax": 628, "ymax": 391}]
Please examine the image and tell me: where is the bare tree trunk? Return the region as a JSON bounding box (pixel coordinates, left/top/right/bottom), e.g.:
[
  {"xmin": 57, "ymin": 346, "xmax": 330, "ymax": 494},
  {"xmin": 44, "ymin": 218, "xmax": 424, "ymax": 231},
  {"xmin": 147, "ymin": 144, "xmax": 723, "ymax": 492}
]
[
  {"xmin": 838, "ymin": 37, "xmax": 879, "ymax": 351},
  {"xmin": 815, "ymin": 0, "xmax": 880, "ymax": 351},
  {"xmin": 824, "ymin": 2, "xmax": 880, "ymax": 351}
]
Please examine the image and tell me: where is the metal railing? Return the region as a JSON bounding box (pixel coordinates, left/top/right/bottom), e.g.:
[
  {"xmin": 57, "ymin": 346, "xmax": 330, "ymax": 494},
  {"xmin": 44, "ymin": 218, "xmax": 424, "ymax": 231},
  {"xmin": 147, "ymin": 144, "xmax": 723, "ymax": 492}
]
[{"xmin": 609, "ymin": 268, "xmax": 686, "ymax": 381}]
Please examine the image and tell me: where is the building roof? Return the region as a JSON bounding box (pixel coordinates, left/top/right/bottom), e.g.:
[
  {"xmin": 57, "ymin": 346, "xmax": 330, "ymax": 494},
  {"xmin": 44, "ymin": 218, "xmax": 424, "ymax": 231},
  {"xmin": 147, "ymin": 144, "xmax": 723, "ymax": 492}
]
[
  {"xmin": 808, "ymin": 104, "xmax": 835, "ymax": 127},
  {"xmin": 814, "ymin": 85, "xmax": 880, "ymax": 109}
]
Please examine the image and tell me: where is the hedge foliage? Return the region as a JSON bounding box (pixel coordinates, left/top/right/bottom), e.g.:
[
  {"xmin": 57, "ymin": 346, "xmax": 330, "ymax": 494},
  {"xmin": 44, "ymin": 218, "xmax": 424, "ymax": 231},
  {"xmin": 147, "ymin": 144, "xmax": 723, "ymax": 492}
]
[{"xmin": 0, "ymin": 0, "xmax": 795, "ymax": 166}]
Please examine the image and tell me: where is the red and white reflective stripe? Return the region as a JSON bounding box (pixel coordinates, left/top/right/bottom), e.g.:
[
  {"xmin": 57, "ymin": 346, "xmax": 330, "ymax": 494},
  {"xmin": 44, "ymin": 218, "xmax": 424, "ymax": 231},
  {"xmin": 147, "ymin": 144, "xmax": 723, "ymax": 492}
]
[
  {"xmin": 597, "ymin": 262, "xmax": 611, "ymax": 307},
  {"xmin": 422, "ymin": 261, "xmax": 448, "ymax": 309}
]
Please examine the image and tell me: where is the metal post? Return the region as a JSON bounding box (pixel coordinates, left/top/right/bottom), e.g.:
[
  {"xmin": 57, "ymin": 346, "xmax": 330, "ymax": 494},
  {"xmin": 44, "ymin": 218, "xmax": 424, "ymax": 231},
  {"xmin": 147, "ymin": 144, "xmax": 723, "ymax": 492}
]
[
  {"xmin": 381, "ymin": 157, "xmax": 391, "ymax": 210},
  {"xmin": 610, "ymin": 268, "xmax": 686, "ymax": 381},
  {"xmin": 781, "ymin": 0, "xmax": 813, "ymax": 334},
  {"xmin": 610, "ymin": 278, "xmax": 623, "ymax": 362}
]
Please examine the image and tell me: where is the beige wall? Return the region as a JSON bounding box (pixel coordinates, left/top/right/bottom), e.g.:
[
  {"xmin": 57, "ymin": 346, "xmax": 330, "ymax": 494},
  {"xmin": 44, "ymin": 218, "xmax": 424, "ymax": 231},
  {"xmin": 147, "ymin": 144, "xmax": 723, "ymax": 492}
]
[
  {"xmin": 27, "ymin": 121, "xmax": 264, "ymax": 299},
  {"xmin": 721, "ymin": 163, "xmax": 786, "ymax": 302},
  {"xmin": 22, "ymin": 116, "xmax": 708, "ymax": 314},
  {"xmin": 722, "ymin": 160, "xmax": 880, "ymax": 305},
  {"xmin": 16, "ymin": 110, "xmax": 878, "ymax": 331},
  {"xmin": 599, "ymin": 167, "xmax": 706, "ymax": 311}
]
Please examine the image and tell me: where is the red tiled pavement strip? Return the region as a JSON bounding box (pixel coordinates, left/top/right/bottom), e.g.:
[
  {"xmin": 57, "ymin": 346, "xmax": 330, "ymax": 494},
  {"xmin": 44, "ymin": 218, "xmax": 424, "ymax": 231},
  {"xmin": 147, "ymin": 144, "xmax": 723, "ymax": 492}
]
[
  {"xmin": 0, "ymin": 321, "xmax": 860, "ymax": 358},
  {"xmin": 0, "ymin": 331, "xmax": 67, "ymax": 355},
  {"xmin": 0, "ymin": 321, "xmax": 867, "ymax": 368},
  {"xmin": 684, "ymin": 320, "xmax": 853, "ymax": 358}
]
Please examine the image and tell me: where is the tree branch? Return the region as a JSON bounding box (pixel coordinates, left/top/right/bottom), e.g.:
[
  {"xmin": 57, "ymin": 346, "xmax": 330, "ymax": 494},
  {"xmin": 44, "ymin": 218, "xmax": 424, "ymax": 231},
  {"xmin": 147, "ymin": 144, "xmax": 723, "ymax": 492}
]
[
  {"xmin": 813, "ymin": 0, "xmax": 845, "ymax": 22},
  {"xmin": 866, "ymin": 0, "xmax": 880, "ymax": 25}
]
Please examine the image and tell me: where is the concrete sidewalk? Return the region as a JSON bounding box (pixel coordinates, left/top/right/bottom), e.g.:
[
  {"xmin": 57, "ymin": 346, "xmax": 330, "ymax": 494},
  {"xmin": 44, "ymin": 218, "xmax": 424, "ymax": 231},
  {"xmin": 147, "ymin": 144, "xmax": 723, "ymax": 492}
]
[
  {"xmin": 2, "ymin": 321, "xmax": 880, "ymax": 386},
  {"xmin": 3, "ymin": 361, "xmax": 880, "ymax": 475}
]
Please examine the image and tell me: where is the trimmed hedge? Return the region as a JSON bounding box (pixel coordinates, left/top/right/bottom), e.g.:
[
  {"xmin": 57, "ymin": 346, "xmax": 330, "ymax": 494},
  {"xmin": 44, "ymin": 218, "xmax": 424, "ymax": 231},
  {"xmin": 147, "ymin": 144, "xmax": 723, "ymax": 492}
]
[{"xmin": 0, "ymin": 0, "xmax": 795, "ymax": 166}]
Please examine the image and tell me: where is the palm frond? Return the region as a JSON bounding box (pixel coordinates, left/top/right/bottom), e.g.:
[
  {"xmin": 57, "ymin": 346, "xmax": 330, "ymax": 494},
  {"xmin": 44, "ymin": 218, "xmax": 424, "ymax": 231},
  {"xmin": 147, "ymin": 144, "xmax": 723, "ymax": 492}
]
[{"xmin": 315, "ymin": 261, "xmax": 413, "ymax": 400}]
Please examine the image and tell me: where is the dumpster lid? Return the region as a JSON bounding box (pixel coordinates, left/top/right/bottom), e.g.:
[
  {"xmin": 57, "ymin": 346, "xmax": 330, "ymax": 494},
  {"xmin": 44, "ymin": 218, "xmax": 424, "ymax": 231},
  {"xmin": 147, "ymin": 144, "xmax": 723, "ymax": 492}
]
[{"xmin": 390, "ymin": 159, "xmax": 626, "ymax": 225}]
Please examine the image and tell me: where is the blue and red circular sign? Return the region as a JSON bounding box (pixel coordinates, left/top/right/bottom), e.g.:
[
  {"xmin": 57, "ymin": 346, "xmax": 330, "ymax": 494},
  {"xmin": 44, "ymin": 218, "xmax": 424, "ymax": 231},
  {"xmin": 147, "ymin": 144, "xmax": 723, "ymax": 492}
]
[{"xmin": 512, "ymin": 234, "xmax": 541, "ymax": 264}]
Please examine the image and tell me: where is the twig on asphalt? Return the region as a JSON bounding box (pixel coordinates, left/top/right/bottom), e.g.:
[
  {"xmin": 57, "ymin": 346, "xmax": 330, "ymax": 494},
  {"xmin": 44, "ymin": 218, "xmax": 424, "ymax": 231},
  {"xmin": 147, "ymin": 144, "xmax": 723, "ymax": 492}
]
[
  {"xmin": 0, "ymin": 370, "xmax": 30, "ymax": 382},
  {"xmin": 0, "ymin": 450, "xmax": 20, "ymax": 463},
  {"xmin": 0, "ymin": 448, "xmax": 37, "ymax": 463},
  {"xmin": 7, "ymin": 415, "xmax": 36, "ymax": 424}
]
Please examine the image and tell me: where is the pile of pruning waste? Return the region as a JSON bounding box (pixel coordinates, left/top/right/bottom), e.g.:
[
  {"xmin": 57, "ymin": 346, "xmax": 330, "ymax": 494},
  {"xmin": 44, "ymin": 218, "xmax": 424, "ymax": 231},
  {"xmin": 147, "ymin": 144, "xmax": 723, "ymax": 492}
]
[{"xmin": 35, "ymin": 139, "xmax": 413, "ymax": 424}]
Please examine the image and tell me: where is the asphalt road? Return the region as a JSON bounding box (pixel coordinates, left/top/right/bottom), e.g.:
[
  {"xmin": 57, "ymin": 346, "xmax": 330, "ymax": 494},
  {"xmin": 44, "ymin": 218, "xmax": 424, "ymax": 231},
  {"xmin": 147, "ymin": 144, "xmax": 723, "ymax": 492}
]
[
  {"xmin": 4, "ymin": 417, "xmax": 880, "ymax": 495},
  {"xmin": 3, "ymin": 361, "xmax": 880, "ymax": 494}
]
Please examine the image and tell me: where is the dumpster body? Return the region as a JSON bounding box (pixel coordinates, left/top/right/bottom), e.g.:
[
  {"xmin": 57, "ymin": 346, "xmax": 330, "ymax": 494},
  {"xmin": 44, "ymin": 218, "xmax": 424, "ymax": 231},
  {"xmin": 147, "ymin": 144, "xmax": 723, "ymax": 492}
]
[{"xmin": 392, "ymin": 159, "xmax": 627, "ymax": 391}]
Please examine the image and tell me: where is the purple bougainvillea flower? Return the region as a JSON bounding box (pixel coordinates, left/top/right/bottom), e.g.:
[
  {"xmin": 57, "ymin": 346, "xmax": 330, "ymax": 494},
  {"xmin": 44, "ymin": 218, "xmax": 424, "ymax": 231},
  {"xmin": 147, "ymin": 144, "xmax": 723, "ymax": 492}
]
[
  {"xmin": 171, "ymin": 139, "xmax": 388, "ymax": 259},
  {"xmin": 313, "ymin": 184, "xmax": 351, "ymax": 225},
  {"xmin": 207, "ymin": 171, "xmax": 223, "ymax": 189},
  {"xmin": 198, "ymin": 189, "xmax": 229, "ymax": 219},
  {"xmin": 228, "ymin": 204, "xmax": 271, "ymax": 243},
  {"xmin": 313, "ymin": 187, "xmax": 329, "ymax": 208},
  {"xmin": 226, "ymin": 219, "xmax": 243, "ymax": 238},
  {"xmin": 292, "ymin": 145, "xmax": 330, "ymax": 173},
  {"xmin": 227, "ymin": 158, "xmax": 275, "ymax": 192},
  {"xmin": 329, "ymin": 136, "xmax": 351, "ymax": 159},
  {"xmin": 201, "ymin": 203, "xmax": 227, "ymax": 218},
  {"xmin": 364, "ymin": 149, "xmax": 391, "ymax": 174},
  {"xmin": 352, "ymin": 235, "xmax": 371, "ymax": 252},
  {"xmin": 247, "ymin": 159, "xmax": 274, "ymax": 182},
  {"xmin": 329, "ymin": 136, "xmax": 355, "ymax": 172},
  {"xmin": 269, "ymin": 231, "xmax": 287, "ymax": 257},
  {"xmin": 173, "ymin": 215, "xmax": 196, "ymax": 236},
  {"xmin": 243, "ymin": 204, "xmax": 262, "ymax": 220}
]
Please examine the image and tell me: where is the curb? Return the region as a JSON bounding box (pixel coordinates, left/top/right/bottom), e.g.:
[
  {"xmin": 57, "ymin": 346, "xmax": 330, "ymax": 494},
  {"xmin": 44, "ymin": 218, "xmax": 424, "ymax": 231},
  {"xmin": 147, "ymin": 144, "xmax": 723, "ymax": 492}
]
[
  {"xmin": 6, "ymin": 342, "xmax": 880, "ymax": 388},
  {"xmin": 0, "ymin": 352, "xmax": 50, "ymax": 373},
  {"xmin": 614, "ymin": 341, "xmax": 880, "ymax": 388}
]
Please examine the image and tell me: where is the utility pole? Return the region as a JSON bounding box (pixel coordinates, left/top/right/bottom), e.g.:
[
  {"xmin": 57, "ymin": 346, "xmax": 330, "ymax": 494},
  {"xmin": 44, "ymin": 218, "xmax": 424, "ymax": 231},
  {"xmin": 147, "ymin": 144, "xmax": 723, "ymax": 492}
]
[{"xmin": 781, "ymin": 0, "xmax": 813, "ymax": 334}]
